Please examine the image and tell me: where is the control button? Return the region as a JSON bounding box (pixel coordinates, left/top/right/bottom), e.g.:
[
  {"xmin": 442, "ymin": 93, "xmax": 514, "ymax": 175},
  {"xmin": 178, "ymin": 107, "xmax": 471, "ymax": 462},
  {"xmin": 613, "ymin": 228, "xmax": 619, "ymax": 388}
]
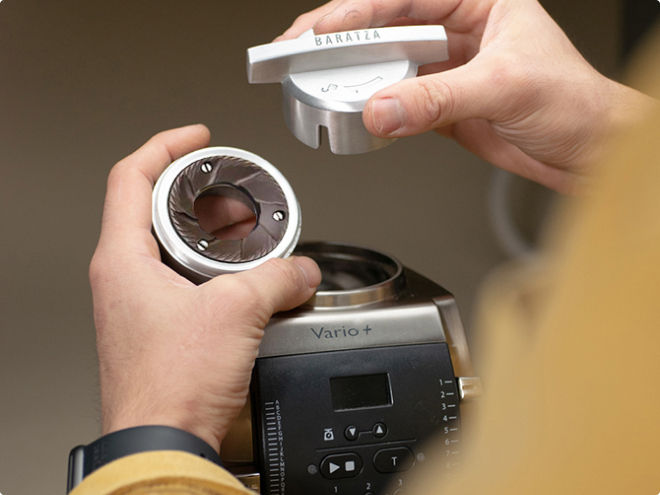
[
  {"xmin": 344, "ymin": 425, "xmax": 358, "ymax": 441},
  {"xmin": 320, "ymin": 453, "xmax": 363, "ymax": 479},
  {"xmin": 373, "ymin": 447, "xmax": 414, "ymax": 473},
  {"xmin": 372, "ymin": 422, "xmax": 387, "ymax": 438}
]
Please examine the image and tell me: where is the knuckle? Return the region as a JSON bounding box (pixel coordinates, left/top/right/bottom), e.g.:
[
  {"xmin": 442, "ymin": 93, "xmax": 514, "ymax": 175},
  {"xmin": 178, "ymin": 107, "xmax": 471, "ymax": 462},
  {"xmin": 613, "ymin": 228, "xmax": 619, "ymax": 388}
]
[
  {"xmin": 106, "ymin": 160, "xmax": 130, "ymax": 189},
  {"xmin": 343, "ymin": 3, "xmax": 364, "ymax": 18},
  {"xmin": 370, "ymin": 0, "xmax": 386, "ymax": 18},
  {"xmin": 415, "ymin": 77, "xmax": 454, "ymax": 127},
  {"xmin": 487, "ymin": 62, "xmax": 517, "ymax": 91},
  {"xmin": 263, "ymin": 258, "xmax": 303, "ymax": 289},
  {"xmin": 88, "ymin": 252, "xmax": 108, "ymax": 287},
  {"xmin": 294, "ymin": 12, "xmax": 312, "ymax": 25},
  {"xmin": 223, "ymin": 276, "xmax": 257, "ymax": 303},
  {"xmin": 341, "ymin": 1, "xmax": 369, "ymax": 25},
  {"xmin": 489, "ymin": 53, "xmax": 530, "ymax": 83},
  {"xmin": 485, "ymin": 55, "xmax": 537, "ymax": 106},
  {"xmin": 214, "ymin": 274, "xmax": 272, "ymax": 325}
]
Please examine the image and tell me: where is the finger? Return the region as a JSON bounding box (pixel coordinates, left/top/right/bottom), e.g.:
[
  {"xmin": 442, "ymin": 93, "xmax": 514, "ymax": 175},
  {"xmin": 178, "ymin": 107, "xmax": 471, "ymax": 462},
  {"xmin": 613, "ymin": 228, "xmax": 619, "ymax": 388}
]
[
  {"xmin": 311, "ymin": 0, "xmax": 490, "ymax": 34},
  {"xmin": 363, "ymin": 59, "xmax": 505, "ymax": 137},
  {"xmin": 98, "ymin": 124, "xmax": 210, "ymax": 253},
  {"xmin": 312, "ymin": 0, "xmax": 410, "ymax": 33},
  {"xmin": 275, "ymin": 1, "xmax": 343, "ymax": 41},
  {"xmin": 195, "ymin": 195, "xmax": 256, "ymax": 239},
  {"xmin": 207, "ymin": 256, "xmax": 321, "ymax": 322},
  {"xmin": 418, "ymin": 30, "xmax": 483, "ymax": 72},
  {"xmin": 276, "ymin": 0, "xmax": 468, "ymax": 40},
  {"xmin": 210, "ymin": 218, "xmax": 257, "ymax": 241}
]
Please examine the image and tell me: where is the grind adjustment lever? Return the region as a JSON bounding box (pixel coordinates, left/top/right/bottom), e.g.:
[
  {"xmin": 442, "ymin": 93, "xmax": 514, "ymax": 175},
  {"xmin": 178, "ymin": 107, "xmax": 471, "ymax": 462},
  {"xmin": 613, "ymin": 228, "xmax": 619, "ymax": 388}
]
[{"xmin": 247, "ymin": 25, "xmax": 448, "ymax": 154}]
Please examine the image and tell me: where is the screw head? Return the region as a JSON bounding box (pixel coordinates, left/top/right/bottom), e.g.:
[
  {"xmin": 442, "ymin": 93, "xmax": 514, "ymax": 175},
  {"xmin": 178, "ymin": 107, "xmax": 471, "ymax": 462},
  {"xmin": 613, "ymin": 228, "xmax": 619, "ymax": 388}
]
[
  {"xmin": 201, "ymin": 162, "xmax": 213, "ymax": 173},
  {"xmin": 196, "ymin": 239, "xmax": 209, "ymax": 251},
  {"xmin": 272, "ymin": 210, "xmax": 286, "ymax": 222}
]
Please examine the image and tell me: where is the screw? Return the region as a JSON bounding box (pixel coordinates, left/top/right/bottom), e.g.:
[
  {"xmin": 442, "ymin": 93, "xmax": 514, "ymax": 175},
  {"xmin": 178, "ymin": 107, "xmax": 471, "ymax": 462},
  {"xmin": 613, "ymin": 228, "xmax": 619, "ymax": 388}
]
[
  {"xmin": 272, "ymin": 210, "xmax": 286, "ymax": 222},
  {"xmin": 196, "ymin": 239, "xmax": 209, "ymax": 251},
  {"xmin": 201, "ymin": 162, "xmax": 212, "ymax": 173}
]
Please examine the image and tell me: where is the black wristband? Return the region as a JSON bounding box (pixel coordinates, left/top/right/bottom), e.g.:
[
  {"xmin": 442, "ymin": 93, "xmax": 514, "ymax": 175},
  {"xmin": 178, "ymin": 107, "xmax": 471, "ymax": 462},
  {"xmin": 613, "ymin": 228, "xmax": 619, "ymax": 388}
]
[{"xmin": 67, "ymin": 425, "xmax": 222, "ymax": 492}]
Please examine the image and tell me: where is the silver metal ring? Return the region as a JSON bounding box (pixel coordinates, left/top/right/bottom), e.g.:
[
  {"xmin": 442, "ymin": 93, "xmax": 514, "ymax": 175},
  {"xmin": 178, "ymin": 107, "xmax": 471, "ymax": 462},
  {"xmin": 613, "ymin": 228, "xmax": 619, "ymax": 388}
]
[
  {"xmin": 294, "ymin": 242, "xmax": 404, "ymax": 308},
  {"xmin": 152, "ymin": 147, "xmax": 301, "ymax": 283}
]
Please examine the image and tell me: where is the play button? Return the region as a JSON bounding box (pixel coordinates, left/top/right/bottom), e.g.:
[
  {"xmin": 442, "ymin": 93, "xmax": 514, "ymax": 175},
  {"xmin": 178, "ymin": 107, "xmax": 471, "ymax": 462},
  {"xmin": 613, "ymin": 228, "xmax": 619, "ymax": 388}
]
[{"xmin": 320, "ymin": 453, "xmax": 363, "ymax": 479}]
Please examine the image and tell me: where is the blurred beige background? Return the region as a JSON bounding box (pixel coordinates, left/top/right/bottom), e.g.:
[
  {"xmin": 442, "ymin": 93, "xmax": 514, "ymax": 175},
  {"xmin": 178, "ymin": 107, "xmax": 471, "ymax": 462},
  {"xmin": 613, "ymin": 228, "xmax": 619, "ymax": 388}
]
[{"xmin": 0, "ymin": 1, "xmax": 623, "ymax": 493}]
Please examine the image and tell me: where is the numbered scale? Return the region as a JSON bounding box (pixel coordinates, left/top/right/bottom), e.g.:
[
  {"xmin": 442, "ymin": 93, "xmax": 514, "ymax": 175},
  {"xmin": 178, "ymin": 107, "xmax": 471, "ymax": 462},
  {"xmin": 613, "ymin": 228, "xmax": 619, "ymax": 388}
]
[{"xmin": 220, "ymin": 243, "xmax": 481, "ymax": 495}]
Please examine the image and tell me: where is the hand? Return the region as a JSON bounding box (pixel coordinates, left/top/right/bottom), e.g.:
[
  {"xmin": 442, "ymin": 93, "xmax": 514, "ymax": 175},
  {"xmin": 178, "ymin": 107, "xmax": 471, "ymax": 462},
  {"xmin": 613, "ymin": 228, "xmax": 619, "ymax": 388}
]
[
  {"xmin": 89, "ymin": 125, "xmax": 321, "ymax": 452},
  {"xmin": 195, "ymin": 193, "xmax": 257, "ymax": 241},
  {"xmin": 278, "ymin": 0, "xmax": 654, "ymax": 192}
]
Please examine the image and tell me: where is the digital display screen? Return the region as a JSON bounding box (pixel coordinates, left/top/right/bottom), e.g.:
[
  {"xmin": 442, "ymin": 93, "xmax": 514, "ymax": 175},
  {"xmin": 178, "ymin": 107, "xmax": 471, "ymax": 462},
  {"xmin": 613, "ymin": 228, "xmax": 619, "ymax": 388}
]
[{"xmin": 330, "ymin": 373, "xmax": 392, "ymax": 411}]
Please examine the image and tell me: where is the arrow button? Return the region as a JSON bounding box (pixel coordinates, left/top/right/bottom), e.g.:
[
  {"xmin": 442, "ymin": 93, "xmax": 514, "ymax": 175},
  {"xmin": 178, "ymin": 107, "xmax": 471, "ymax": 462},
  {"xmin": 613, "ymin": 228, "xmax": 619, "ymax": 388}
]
[
  {"xmin": 344, "ymin": 425, "xmax": 358, "ymax": 441},
  {"xmin": 372, "ymin": 422, "xmax": 387, "ymax": 438}
]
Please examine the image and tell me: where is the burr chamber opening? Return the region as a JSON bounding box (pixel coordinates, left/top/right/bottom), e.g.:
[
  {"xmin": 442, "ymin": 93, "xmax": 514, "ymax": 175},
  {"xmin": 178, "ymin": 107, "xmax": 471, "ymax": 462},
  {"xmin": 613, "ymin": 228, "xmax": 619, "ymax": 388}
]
[{"xmin": 294, "ymin": 242, "xmax": 404, "ymax": 307}]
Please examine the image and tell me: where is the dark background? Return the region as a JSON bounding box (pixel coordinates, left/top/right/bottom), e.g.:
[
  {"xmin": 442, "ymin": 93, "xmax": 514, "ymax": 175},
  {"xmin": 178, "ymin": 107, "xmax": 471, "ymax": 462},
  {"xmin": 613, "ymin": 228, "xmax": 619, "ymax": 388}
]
[{"xmin": 0, "ymin": 0, "xmax": 653, "ymax": 493}]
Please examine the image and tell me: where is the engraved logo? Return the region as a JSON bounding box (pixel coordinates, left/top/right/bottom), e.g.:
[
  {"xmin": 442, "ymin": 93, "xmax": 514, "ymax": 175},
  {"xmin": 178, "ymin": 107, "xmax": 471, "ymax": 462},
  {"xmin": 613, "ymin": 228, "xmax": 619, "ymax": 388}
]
[
  {"xmin": 315, "ymin": 29, "xmax": 382, "ymax": 46},
  {"xmin": 310, "ymin": 325, "xmax": 372, "ymax": 339}
]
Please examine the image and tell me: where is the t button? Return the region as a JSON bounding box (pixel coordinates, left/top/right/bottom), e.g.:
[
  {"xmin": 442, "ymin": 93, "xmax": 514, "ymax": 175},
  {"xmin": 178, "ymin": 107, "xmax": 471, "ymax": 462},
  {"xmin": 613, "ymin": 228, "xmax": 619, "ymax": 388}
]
[{"xmin": 373, "ymin": 447, "xmax": 414, "ymax": 473}]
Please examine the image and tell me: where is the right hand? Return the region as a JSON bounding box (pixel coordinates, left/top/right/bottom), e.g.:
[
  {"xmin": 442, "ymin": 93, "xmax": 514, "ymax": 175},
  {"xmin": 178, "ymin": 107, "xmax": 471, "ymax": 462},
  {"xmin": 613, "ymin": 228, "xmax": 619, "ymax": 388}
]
[{"xmin": 277, "ymin": 0, "xmax": 654, "ymax": 193}]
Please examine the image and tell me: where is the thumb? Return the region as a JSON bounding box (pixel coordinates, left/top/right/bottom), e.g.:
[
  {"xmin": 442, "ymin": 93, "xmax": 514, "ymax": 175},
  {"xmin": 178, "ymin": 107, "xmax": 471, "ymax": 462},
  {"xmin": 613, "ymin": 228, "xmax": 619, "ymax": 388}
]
[
  {"xmin": 209, "ymin": 256, "xmax": 321, "ymax": 319},
  {"xmin": 364, "ymin": 60, "xmax": 505, "ymax": 137}
]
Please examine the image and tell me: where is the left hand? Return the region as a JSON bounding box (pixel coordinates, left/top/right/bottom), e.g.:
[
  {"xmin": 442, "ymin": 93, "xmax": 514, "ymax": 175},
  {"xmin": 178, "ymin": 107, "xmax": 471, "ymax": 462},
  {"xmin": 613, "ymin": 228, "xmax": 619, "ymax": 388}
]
[{"xmin": 89, "ymin": 124, "xmax": 321, "ymax": 452}]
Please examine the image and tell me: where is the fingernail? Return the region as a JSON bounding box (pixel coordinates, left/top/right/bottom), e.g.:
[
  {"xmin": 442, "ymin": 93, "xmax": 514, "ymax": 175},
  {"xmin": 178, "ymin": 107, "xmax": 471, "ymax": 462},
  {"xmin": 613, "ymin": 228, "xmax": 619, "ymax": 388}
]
[
  {"xmin": 370, "ymin": 98, "xmax": 405, "ymax": 135},
  {"xmin": 291, "ymin": 256, "xmax": 321, "ymax": 288}
]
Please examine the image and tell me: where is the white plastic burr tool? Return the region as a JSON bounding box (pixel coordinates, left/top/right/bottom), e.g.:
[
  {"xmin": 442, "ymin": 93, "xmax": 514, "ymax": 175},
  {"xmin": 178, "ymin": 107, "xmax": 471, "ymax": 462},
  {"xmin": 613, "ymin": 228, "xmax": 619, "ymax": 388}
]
[{"xmin": 247, "ymin": 26, "xmax": 448, "ymax": 154}]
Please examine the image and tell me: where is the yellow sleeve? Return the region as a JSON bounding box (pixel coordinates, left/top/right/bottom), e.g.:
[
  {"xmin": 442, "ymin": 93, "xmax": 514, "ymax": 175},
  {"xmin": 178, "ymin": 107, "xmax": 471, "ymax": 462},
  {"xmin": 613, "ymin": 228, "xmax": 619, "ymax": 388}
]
[
  {"xmin": 70, "ymin": 451, "xmax": 254, "ymax": 495},
  {"xmin": 406, "ymin": 34, "xmax": 660, "ymax": 495}
]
